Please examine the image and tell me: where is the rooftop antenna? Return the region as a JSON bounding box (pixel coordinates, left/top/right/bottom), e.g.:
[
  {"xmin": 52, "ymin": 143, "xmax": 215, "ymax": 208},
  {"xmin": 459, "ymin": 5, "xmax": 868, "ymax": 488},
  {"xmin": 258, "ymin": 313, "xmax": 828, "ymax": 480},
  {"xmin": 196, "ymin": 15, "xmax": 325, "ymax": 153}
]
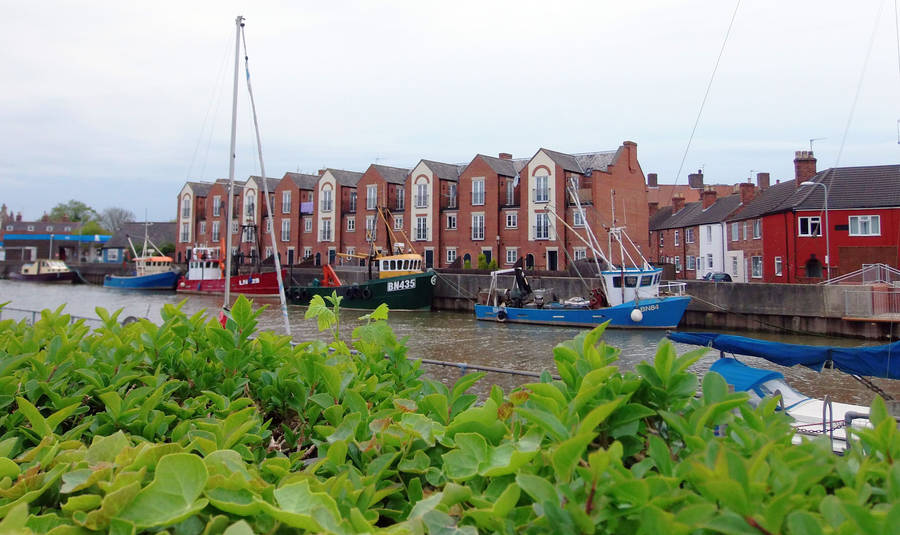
[{"xmin": 809, "ymin": 137, "xmax": 826, "ymax": 152}]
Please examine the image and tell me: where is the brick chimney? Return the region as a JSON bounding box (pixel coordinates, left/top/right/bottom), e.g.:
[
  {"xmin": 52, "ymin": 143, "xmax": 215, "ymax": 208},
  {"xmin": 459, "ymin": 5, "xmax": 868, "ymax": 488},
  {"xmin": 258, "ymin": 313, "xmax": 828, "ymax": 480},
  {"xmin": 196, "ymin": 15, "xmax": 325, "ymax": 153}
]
[
  {"xmin": 647, "ymin": 173, "xmax": 658, "ymax": 188},
  {"xmin": 672, "ymin": 193, "xmax": 685, "ymax": 214},
  {"xmin": 648, "ymin": 201, "xmax": 659, "ymax": 217},
  {"xmin": 702, "ymin": 186, "xmax": 717, "ymax": 209},
  {"xmin": 498, "ymin": 152, "xmax": 512, "ymax": 160},
  {"xmin": 16, "ymin": 212, "xmax": 22, "ymax": 222},
  {"xmin": 318, "ymin": 168, "xmax": 327, "ymax": 176},
  {"xmin": 739, "ymin": 182, "xmax": 756, "ymax": 205},
  {"xmin": 688, "ymin": 169, "xmax": 704, "ymax": 189},
  {"xmin": 794, "ymin": 151, "xmax": 817, "ymax": 185},
  {"xmin": 623, "ymin": 140, "xmax": 638, "ymax": 171},
  {"xmin": 756, "ymin": 172, "xmax": 770, "ymax": 190}
]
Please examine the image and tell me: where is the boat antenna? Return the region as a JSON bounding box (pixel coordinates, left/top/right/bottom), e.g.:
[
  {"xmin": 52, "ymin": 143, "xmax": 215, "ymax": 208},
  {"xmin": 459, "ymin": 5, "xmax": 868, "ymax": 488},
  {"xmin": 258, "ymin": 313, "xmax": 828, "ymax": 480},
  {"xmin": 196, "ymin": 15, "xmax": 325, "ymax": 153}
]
[
  {"xmin": 223, "ymin": 15, "xmax": 243, "ymax": 309},
  {"xmin": 241, "ymin": 20, "xmax": 292, "ymax": 337}
]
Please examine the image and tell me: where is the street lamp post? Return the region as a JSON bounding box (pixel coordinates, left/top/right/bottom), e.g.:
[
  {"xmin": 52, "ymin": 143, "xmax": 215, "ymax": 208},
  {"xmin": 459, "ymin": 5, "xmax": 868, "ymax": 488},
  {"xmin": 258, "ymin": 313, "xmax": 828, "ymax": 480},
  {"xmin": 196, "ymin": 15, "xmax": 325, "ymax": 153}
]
[{"xmin": 800, "ymin": 181, "xmax": 830, "ymax": 281}]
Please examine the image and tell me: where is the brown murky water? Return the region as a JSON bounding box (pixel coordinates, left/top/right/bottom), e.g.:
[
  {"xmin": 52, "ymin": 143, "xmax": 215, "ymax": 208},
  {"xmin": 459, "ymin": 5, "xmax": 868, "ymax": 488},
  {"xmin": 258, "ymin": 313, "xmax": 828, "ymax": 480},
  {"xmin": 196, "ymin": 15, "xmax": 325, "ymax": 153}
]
[{"xmin": 2, "ymin": 280, "xmax": 898, "ymax": 406}]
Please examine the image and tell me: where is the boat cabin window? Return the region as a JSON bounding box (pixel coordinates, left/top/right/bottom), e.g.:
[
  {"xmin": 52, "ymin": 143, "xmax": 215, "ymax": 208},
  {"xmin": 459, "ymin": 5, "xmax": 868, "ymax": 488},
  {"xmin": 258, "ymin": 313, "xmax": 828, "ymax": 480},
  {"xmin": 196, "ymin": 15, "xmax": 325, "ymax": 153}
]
[
  {"xmin": 624, "ymin": 276, "xmax": 638, "ymax": 287},
  {"xmin": 612, "ymin": 276, "xmax": 622, "ymax": 288},
  {"xmin": 640, "ymin": 275, "xmax": 653, "ymax": 287}
]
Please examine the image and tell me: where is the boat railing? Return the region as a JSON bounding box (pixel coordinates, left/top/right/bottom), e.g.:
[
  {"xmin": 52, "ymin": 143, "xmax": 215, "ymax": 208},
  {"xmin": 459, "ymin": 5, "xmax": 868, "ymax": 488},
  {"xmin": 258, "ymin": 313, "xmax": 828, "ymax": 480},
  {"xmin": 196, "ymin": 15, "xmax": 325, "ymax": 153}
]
[
  {"xmin": 658, "ymin": 281, "xmax": 687, "ymax": 296},
  {"xmin": 843, "ymin": 288, "xmax": 900, "ymax": 319}
]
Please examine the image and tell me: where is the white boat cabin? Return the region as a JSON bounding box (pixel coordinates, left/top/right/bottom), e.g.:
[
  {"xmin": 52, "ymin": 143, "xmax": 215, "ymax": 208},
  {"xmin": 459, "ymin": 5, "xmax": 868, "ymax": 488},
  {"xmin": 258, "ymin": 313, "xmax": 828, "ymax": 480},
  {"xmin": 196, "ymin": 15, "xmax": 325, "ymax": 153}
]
[
  {"xmin": 186, "ymin": 247, "xmax": 224, "ymax": 281},
  {"xmin": 601, "ymin": 267, "xmax": 663, "ymax": 307},
  {"xmin": 135, "ymin": 256, "xmax": 175, "ymax": 277},
  {"xmin": 376, "ymin": 254, "xmax": 423, "ymax": 279},
  {"xmin": 20, "ymin": 259, "xmax": 71, "ymax": 275}
]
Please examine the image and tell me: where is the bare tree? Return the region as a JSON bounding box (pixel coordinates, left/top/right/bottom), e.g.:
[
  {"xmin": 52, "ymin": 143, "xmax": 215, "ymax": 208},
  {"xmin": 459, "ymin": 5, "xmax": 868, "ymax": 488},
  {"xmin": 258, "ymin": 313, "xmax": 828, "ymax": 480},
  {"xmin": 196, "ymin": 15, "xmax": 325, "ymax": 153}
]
[{"xmin": 100, "ymin": 207, "xmax": 135, "ymax": 234}]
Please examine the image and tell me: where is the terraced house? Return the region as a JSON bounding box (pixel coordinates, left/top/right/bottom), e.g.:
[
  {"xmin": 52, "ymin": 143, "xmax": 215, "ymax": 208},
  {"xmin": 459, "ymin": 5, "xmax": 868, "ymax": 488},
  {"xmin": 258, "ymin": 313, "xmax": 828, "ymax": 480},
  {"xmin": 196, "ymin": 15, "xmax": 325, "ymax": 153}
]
[{"xmin": 174, "ymin": 140, "xmax": 655, "ymax": 273}]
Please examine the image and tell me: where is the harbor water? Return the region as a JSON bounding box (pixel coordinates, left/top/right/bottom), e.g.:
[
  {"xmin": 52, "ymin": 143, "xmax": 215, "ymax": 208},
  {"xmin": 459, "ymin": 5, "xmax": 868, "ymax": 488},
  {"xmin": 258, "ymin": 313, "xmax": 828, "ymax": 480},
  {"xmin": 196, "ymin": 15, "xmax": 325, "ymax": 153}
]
[{"xmin": 1, "ymin": 279, "xmax": 898, "ymax": 406}]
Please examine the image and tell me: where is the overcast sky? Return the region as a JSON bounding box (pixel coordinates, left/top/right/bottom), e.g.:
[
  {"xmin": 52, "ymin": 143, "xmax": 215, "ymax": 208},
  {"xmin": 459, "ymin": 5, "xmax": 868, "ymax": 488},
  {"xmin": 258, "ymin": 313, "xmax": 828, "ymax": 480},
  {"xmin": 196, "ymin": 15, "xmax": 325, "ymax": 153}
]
[{"xmin": 2, "ymin": 0, "xmax": 899, "ymax": 221}]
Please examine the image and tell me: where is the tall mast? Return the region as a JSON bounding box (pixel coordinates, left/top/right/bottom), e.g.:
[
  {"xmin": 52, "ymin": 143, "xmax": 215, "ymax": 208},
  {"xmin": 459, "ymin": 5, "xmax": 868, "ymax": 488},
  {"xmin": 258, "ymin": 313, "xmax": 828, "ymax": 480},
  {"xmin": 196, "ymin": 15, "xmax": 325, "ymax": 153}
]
[{"xmin": 223, "ymin": 15, "xmax": 243, "ymax": 308}]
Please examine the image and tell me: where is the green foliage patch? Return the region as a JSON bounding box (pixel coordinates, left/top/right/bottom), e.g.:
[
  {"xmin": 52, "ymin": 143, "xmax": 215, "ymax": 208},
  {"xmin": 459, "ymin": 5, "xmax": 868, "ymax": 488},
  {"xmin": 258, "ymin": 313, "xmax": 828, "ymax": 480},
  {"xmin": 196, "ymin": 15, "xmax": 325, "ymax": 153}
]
[{"xmin": 0, "ymin": 297, "xmax": 897, "ymax": 534}]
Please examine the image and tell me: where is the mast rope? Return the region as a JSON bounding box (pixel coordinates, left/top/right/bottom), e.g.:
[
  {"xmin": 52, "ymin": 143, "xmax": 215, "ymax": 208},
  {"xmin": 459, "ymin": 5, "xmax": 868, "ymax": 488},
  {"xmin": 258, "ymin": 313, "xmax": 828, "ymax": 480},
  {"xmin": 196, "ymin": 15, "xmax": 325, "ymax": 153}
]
[
  {"xmin": 836, "ymin": 0, "xmax": 887, "ymax": 166},
  {"xmin": 672, "ymin": 0, "xmax": 741, "ymax": 186},
  {"xmin": 240, "ymin": 20, "xmax": 292, "ymax": 337}
]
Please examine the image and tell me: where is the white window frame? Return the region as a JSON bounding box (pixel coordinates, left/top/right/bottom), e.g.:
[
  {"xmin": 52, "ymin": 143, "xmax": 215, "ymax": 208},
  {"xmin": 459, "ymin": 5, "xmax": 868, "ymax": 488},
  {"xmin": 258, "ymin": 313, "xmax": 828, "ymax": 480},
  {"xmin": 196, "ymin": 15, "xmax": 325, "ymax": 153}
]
[
  {"xmin": 347, "ymin": 217, "xmax": 355, "ymax": 232},
  {"xmin": 731, "ymin": 222, "xmax": 739, "ymax": 241},
  {"xmin": 674, "ymin": 255, "xmax": 681, "ymax": 273},
  {"xmin": 706, "ymin": 253, "xmax": 713, "ymax": 270},
  {"xmin": 448, "ymin": 183, "xmax": 457, "ymax": 208},
  {"xmin": 321, "ymin": 189, "xmax": 333, "ymax": 212},
  {"xmin": 199, "ymin": 221, "xmax": 206, "ymax": 235},
  {"xmin": 181, "ymin": 195, "xmax": 191, "ymax": 219},
  {"xmin": 506, "ymin": 247, "xmax": 518, "ymax": 264},
  {"xmin": 506, "ymin": 212, "xmax": 518, "ymax": 229},
  {"xmin": 573, "ymin": 247, "xmax": 586, "ymax": 261},
  {"xmin": 303, "ymin": 246, "xmax": 312, "ymax": 259},
  {"xmin": 396, "ymin": 187, "xmax": 405, "ymax": 210},
  {"xmin": 349, "ymin": 191, "xmax": 357, "ymax": 212},
  {"xmin": 534, "ymin": 212, "xmax": 550, "ymax": 240},
  {"xmin": 212, "ymin": 221, "xmax": 220, "ymax": 241},
  {"xmin": 472, "ymin": 214, "xmax": 485, "ymax": 240},
  {"xmin": 415, "ymin": 183, "xmax": 428, "ymax": 208},
  {"xmin": 706, "ymin": 225, "xmax": 712, "ymax": 242},
  {"xmin": 304, "ymin": 218, "xmax": 312, "ymax": 233},
  {"xmin": 798, "ymin": 216, "xmax": 821, "ymax": 237},
  {"xmin": 366, "ymin": 215, "xmax": 377, "ymax": 240},
  {"xmin": 108, "ymin": 249, "xmax": 119, "ymax": 261},
  {"xmin": 180, "ymin": 222, "xmax": 189, "ymax": 242},
  {"xmin": 446, "ymin": 248, "xmax": 457, "ymax": 264},
  {"xmin": 213, "ymin": 196, "xmax": 221, "ymax": 217},
  {"xmin": 685, "ymin": 228, "xmax": 694, "ymax": 243},
  {"xmin": 231, "ymin": 221, "xmax": 238, "ymax": 234},
  {"xmin": 849, "ymin": 215, "xmax": 880, "ymax": 236},
  {"xmin": 774, "ymin": 256, "xmax": 783, "ymax": 276},
  {"xmin": 753, "ymin": 218, "xmax": 761, "ymax": 239},
  {"xmin": 687, "ymin": 255, "xmax": 696, "ymax": 270},
  {"xmin": 394, "ymin": 215, "xmax": 403, "ymax": 231},
  {"xmin": 534, "ymin": 175, "xmax": 549, "ymax": 203},
  {"xmin": 281, "ymin": 191, "xmax": 291, "ymax": 213},
  {"xmin": 416, "ymin": 216, "xmax": 428, "ymax": 241},
  {"xmin": 447, "ymin": 213, "xmax": 457, "ymax": 230},
  {"xmin": 751, "ymin": 256, "xmax": 763, "ymax": 278},
  {"xmin": 366, "ymin": 184, "xmax": 377, "ymax": 210},
  {"xmin": 573, "ymin": 211, "xmax": 584, "ymax": 227},
  {"xmin": 320, "ymin": 219, "xmax": 333, "ymax": 241},
  {"xmin": 673, "ymin": 230, "xmax": 680, "ymax": 246},
  {"xmin": 472, "ymin": 179, "xmax": 485, "ymax": 206}
]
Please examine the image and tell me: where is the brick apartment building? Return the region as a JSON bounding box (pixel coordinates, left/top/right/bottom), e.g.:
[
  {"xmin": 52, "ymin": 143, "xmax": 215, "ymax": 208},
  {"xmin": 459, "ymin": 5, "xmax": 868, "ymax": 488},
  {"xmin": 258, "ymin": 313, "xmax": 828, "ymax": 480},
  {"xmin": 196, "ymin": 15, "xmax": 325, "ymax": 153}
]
[{"xmin": 175, "ymin": 140, "xmax": 654, "ymax": 273}]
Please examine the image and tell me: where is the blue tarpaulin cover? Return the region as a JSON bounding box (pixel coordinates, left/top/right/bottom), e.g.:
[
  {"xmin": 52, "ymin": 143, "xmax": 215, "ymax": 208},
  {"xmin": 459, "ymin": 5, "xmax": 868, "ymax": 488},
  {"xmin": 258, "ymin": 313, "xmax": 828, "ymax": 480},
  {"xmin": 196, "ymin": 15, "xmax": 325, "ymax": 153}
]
[
  {"xmin": 668, "ymin": 331, "xmax": 900, "ymax": 380},
  {"xmin": 709, "ymin": 358, "xmax": 784, "ymax": 393}
]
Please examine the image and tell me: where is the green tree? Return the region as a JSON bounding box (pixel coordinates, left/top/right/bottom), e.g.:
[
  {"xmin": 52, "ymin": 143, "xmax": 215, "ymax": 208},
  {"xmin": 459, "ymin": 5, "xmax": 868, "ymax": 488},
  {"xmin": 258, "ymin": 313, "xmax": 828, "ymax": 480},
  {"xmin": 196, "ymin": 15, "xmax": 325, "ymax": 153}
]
[
  {"xmin": 477, "ymin": 253, "xmax": 488, "ymax": 270},
  {"xmin": 78, "ymin": 220, "xmax": 109, "ymax": 235},
  {"xmin": 488, "ymin": 258, "xmax": 498, "ymax": 270},
  {"xmin": 159, "ymin": 242, "xmax": 176, "ymax": 255},
  {"xmin": 49, "ymin": 200, "xmax": 97, "ymax": 222}
]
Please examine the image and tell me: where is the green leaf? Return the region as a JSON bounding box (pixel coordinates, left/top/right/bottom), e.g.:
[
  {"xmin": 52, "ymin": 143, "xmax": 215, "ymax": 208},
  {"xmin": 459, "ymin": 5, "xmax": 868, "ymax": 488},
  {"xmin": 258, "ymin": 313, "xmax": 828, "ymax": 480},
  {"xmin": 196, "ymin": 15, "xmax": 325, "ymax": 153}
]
[
  {"xmin": 0, "ymin": 503, "xmax": 31, "ymax": 535},
  {"xmin": 786, "ymin": 511, "xmax": 825, "ymax": 535},
  {"xmin": 116, "ymin": 453, "xmax": 209, "ymax": 529},
  {"xmin": 222, "ymin": 521, "xmax": 255, "ymax": 535},
  {"xmin": 450, "ymin": 372, "xmax": 486, "ymax": 402},
  {"xmin": 552, "ymin": 432, "xmax": 597, "ymax": 482},
  {"xmin": 579, "ymin": 397, "xmax": 625, "ymax": 434},
  {"xmin": 516, "ymin": 473, "xmax": 558, "ymax": 505},
  {"xmin": 515, "ymin": 406, "xmax": 568, "ymax": 441},
  {"xmin": 16, "ymin": 396, "xmax": 51, "ymax": 436},
  {"xmin": 265, "ymin": 480, "xmax": 342, "ymax": 533}
]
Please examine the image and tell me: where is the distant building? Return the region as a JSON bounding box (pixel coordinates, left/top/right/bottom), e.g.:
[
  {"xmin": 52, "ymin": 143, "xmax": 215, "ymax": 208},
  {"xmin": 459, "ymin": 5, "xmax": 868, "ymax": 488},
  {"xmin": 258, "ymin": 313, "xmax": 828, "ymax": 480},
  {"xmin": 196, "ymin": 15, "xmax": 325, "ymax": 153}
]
[{"xmin": 101, "ymin": 222, "xmax": 176, "ymax": 263}]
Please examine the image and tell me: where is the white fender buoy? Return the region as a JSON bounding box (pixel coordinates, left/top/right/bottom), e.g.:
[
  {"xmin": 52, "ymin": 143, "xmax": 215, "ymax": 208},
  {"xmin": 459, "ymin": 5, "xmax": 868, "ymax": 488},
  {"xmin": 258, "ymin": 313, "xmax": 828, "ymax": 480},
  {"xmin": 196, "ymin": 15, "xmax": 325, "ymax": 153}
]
[{"xmin": 630, "ymin": 308, "xmax": 643, "ymax": 322}]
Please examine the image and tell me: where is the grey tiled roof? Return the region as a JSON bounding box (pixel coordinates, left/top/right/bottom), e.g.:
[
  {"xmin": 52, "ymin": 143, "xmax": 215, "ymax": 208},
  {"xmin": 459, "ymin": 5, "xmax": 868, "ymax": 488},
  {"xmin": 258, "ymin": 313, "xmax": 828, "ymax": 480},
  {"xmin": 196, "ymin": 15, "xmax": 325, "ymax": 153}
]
[
  {"xmin": 727, "ymin": 180, "xmax": 797, "ymax": 221},
  {"xmin": 691, "ymin": 194, "xmax": 743, "ymax": 225},
  {"xmin": 326, "ymin": 169, "xmax": 364, "ymax": 187},
  {"xmin": 791, "ymin": 165, "xmax": 900, "ymax": 210},
  {"xmin": 372, "ymin": 165, "xmax": 410, "ymax": 184},
  {"xmin": 283, "ymin": 172, "xmax": 319, "ymax": 190},
  {"xmin": 541, "ymin": 148, "xmax": 619, "ymax": 174},
  {"xmin": 249, "ymin": 176, "xmax": 282, "ymax": 192},
  {"xmin": 106, "ymin": 222, "xmax": 176, "ymax": 249},
  {"xmin": 214, "ymin": 178, "xmax": 246, "ymax": 192},
  {"xmin": 421, "ymin": 160, "xmax": 463, "ymax": 182},
  {"xmin": 649, "ymin": 194, "xmax": 743, "ymax": 230},
  {"xmin": 477, "ymin": 154, "xmax": 528, "ymax": 177},
  {"xmin": 2, "ymin": 220, "xmax": 83, "ymax": 233},
  {"xmin": 187, "ymin": 181, "xmax": 213, "ymax": 197}
]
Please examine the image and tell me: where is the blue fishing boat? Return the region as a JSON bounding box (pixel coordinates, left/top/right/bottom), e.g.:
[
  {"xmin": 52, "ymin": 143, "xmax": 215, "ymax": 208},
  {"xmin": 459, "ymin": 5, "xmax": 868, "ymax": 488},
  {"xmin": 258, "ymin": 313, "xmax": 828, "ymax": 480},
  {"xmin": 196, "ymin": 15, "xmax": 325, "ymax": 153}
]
[
  {"xmin": 475, "ymin": 177, "xmax": 690, "ymax": 329},
  {"xmin": 103, "ymin": 223, "xmax": 180, "ymax": 291}
]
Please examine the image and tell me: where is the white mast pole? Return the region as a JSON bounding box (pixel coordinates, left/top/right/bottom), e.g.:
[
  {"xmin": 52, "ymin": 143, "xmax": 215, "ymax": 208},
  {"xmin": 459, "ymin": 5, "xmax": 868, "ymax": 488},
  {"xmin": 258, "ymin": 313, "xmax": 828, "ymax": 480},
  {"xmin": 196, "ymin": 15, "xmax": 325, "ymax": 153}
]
[{"xmin": 223, "ymin": 15, "xmax": 243, "ymax": 308}]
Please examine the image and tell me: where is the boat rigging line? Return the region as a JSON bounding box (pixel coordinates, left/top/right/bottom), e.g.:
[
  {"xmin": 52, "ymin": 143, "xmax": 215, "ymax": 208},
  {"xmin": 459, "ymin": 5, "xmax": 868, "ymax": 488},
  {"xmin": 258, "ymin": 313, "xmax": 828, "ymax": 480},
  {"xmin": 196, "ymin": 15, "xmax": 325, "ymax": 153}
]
[
  {"xmin": 672, "ymin": 0, "xmax": 741, "ymax": 186},
  {"xmin": 223, "ymin": 15, "xmax": 242, "ymax": 309},
  {"xmin": 240, "ymin": 19, "xmax": 292, "ymax": 337},
  {"xmin": 836, "ymin": 0, "xmax": 887, "ymax": 166}
]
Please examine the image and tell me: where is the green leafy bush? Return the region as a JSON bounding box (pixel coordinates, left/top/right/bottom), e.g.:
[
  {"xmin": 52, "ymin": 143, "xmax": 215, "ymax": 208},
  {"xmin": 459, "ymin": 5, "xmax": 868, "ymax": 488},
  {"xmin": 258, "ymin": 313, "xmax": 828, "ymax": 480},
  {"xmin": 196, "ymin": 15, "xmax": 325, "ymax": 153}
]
[
  {"xmin": 477, "ymin": 253, "xmax": 488, "ymax": 270},
  {"xmin": 0, "ymin": 298, "xmax": 897, "ymax": 534}
]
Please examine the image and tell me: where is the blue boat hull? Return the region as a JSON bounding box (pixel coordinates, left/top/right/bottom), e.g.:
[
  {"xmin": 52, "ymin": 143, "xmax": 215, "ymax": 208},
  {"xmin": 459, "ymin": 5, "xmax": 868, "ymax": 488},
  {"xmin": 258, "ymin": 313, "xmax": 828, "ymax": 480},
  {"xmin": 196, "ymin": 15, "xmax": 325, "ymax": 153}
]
[
  {"xmin": 103, "ymin": 271, "xmax": 180, "ymax": 291},
  {"xmin": 474, "ymin": 296, "xmax": 691, "ymax": 329}
]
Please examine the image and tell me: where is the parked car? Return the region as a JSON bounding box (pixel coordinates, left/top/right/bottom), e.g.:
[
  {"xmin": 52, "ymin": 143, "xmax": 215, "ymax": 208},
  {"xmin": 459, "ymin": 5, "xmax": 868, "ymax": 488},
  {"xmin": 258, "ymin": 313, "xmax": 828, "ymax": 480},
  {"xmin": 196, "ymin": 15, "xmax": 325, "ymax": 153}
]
[{"xmin": 702, "ymin": 272, "xmax": 733, "ymax": 282}]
